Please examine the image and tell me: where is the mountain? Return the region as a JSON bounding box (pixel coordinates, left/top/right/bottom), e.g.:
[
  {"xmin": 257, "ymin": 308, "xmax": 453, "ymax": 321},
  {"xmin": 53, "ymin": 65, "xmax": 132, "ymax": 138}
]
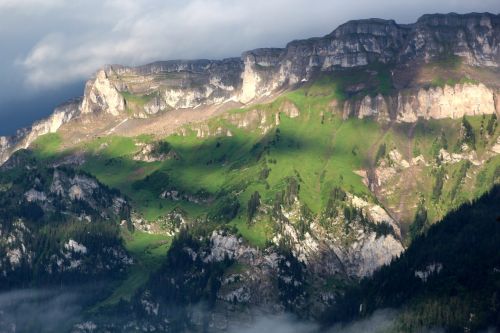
[
  {"xmin": 1, "ymin": 12, "xmax": 499, "ymax": 165},
  {"xmin": 0, "ymin": 12, "xmax": 499, "ymax": 333}
]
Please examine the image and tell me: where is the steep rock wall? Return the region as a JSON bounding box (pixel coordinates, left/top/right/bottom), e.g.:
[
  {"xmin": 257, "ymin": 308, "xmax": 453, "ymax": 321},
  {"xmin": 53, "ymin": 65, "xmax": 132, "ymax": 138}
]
[
  {"xmin": 395, "ymin": 83, "xmax": 497, "ymax": 122},
  {"xmin": 239, "ymin": 13, "xmax": 499, "ymax": 102},
  {"xmin": 344, "ymin": 83, "xmax": 499, "ymax": 122},
  {"xmin": 400, "ymin": 13, "xmax": 500, "ymax": 66},
  {"xmin": 78, "ymin": 13, "xmax": 500, "ymax": 117},
  {"xmin": 80, "ymin": 69, "xmax": 125, "ymax": 116},
  {"xmin": 110, "ymin": 58, "xmax": 243, "ymax": 111}
]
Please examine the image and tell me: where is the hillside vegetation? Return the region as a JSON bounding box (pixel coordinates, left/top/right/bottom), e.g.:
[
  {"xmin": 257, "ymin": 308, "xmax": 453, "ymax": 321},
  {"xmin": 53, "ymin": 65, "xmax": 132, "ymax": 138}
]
[{"xmin": 4, "ymin": 61, "xmax": 499, "ymax": 332}]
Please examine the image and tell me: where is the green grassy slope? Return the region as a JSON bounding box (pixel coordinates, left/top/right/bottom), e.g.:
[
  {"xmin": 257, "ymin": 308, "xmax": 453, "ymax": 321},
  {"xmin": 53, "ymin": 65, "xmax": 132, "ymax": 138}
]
[
  {"xmin": 30, "ymin": 72, "xmax": 500, "ymax": 245},
  {"xmin": 25, "ymin": 69, "xmax": 500, "ymax": 312}
]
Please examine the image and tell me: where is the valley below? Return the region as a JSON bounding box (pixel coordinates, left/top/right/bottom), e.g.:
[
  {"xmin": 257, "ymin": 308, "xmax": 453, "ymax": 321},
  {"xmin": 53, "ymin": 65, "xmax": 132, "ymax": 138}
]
[{"xmin": 0, "ymin": 11, "xmax": 499, "ymax": 333}]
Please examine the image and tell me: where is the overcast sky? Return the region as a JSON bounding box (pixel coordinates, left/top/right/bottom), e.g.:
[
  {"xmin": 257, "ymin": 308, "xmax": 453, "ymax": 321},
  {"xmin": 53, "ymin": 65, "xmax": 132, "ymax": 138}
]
[{"xmin": 1, "ymin": 0, "xmax": 499, "ymax": 135}]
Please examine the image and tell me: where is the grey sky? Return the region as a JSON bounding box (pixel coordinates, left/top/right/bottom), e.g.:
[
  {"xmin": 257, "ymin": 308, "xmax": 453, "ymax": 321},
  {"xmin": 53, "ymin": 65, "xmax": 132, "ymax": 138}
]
[{"xmin": 1, "ymin": 0, "xmax": 499, "ymax": 134}]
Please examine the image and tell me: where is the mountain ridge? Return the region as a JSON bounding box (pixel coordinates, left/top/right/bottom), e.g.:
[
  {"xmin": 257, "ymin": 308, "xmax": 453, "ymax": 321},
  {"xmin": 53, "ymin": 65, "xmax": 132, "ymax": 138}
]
[{"xmin": 1, "ymin": 12, "xmax": 500, "ymax": 165}]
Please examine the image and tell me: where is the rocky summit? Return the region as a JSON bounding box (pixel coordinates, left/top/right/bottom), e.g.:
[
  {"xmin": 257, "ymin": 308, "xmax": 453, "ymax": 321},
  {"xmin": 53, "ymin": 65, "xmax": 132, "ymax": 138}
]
[{"xmin": 0, "ymin": 12, "xmax": 499, "ymax": 333}]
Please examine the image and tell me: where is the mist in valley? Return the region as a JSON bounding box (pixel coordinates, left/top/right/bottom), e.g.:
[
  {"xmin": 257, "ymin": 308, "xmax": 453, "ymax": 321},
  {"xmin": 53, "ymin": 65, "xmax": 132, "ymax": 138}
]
[
  {"xmin": 1, "ymin": 287, "xmax": 499, "ymax": 333},
  {"xmin": 0, "ymin": 285, "xmax": 109, "ymax": 333}
]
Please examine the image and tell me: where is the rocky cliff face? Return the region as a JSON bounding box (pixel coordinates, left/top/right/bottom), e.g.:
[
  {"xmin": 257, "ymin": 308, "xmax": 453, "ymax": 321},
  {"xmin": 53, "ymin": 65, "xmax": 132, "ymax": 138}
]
[
  {"xmin": 344, "ymin": 83, "xmax": 499, "ymax": 122},
  {"xmin": 271, "ymin": 193, "xmax": 403, "ymax": 280},
  {"xmin": 238, "ymin": 18, "xmax": 411, "ymax": 99},
  {"xmin": 80, "ymin": 69, "xmax": 125, "ymax": 116},
  {"xmin": 108, "ymin": 58, "xmax": 243, "ymax": 110},
  {"xmin": 400, "ymin": 13, "xmax": 500, "ymax": 66},
  {"xmin": 77, "ymin": 12, "xmax": 500, "ymax": 119},
  {"xmin": 239, "ymin": 13, "xmax": 499, "ymax": 101}
]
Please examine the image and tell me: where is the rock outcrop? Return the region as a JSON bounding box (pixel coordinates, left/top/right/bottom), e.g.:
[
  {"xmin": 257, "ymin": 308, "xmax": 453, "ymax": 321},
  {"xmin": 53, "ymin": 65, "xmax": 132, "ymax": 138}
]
[
  {"xmin": 110, "ymin": 58, "xmax": 243, "ymax": 110},
  {"xmin": 80, "ymin": 69, "xmax": 125, "ymax": 116},
  {"xmin": 395, "ymin": 83, "xmax": 498, "ymax": 122},
  {"xmin": 400, "ymin": 13, "xmax": 500, "ymax": 66},
  {"xmin": 273, "ymin": 196, "xmax": 403, "ymax": 279},
  {"xmin": 237, "ymin": 13, "xmax": 499, "ymax": 102},
  {"xmin": 344, "ymin": 83, "xmax": 499, "ymax": 122}
]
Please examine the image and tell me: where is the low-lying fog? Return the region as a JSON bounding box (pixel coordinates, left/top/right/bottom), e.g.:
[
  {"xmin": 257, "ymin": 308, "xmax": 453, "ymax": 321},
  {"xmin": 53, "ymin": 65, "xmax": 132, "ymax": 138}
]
[
  {"xmin": 1, "ymin": 288, "xmax": 498, "ymax": 333},
  {"xmin": 0, "ymin": 288, "xmax": 86, "ymax": 332}
]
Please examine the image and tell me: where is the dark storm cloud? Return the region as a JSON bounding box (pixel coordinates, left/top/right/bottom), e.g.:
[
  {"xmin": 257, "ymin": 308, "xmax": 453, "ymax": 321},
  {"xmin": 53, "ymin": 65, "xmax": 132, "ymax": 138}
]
[{"xmin": 0, "ymin": 0, "xmax": 499, "ymax": 134}]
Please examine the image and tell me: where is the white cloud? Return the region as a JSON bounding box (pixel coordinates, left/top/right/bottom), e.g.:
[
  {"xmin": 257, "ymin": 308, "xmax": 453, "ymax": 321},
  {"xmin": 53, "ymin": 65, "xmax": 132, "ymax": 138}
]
[{"xmin": 0, "ymin": 0, "xmax": 63, "ymax": 9}]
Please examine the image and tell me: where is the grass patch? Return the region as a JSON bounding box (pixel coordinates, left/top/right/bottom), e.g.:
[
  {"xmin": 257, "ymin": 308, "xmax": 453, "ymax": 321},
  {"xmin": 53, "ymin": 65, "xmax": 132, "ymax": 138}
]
[
  {"xmin": 430, "ymin": 76, "xmax": 479, "ymax": 88},
  {"xmin": 121, "ymin": 92, "xmax": 155, "ymax": 106},
  {"xmin": 432, "ymin": 54, "xmax": 463, "ymax": 69},
  {"xmin": 231, "ymin": 216, "xmax": 272, "ymax": 249},
  {"xmin": 31, "ymin": 133, "xmax": 62, "ymax": 159},
  {"xmin": 96, "ymin": 229, "xmax": 172, "ymax": 308}
]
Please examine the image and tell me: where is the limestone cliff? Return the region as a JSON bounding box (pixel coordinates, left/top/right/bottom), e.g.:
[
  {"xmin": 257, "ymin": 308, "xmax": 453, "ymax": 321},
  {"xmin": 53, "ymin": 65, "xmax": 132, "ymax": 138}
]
[
  {"xmin": 238, "ymin": 13, "xmax": 499, "ymax": 102},
  {"xmin": 79, "ymin": 12, "xmax": 500, "ymax": 118},
  {"xmin": 400, "ymin": 13, "xmax": 500, "ymax": 66},
  {"xmin": 0, "ymin": 157, "xmax": 131, "ymax": 285},
  {"xmin": 108, "ymin": 58, "xmax": 243, "ymax": 111},
  {"xmin": 80, "ymin": 69, "xmax": 125, "ymax": 116},
  {"xmin": 272, "ymin": 195, "xmax": 403, "ymax": 279},
  {"xmin": 344, "ymin": 83, "xmax": 499, "ymax": 122}
]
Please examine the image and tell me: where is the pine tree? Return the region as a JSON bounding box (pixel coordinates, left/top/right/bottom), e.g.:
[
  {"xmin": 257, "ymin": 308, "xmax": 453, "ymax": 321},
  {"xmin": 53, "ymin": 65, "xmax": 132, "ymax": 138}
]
[
  {"xmin": 247, "ymin": 191, "xmax": 261, "ymax": 224},
  {"xmin": 486, "ymin": 113, "xmax": 497, "ymax": 136}
]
